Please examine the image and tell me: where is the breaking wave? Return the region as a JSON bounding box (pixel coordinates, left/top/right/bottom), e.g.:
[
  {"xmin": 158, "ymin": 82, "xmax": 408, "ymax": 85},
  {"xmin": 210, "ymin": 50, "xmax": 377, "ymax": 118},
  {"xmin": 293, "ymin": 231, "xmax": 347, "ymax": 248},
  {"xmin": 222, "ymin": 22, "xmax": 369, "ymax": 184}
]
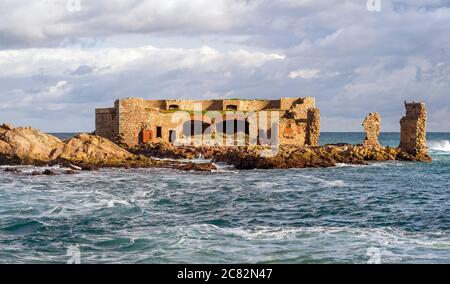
[{"xmin": 428, "ymin": 140, "xmax": 450, "ymax": 153}]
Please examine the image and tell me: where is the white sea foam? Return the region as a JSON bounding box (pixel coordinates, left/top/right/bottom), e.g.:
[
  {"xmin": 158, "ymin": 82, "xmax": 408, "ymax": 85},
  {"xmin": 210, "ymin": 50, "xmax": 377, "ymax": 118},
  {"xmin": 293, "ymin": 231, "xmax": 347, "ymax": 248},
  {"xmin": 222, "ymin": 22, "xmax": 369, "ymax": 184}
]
[
  {"xmin": 97, "ymin": 199, "xmax": 131, "ymax": 208},
  {"xmin": 212, "ymin": 163, "xmax": 239, "ymax": 173},
  {"xmin": 176, "ymin": 224, "xmax": 450, "ymax": 250},
  {"xmin": 297, "ymin": 174, "xmax": 346, "ymax": 188},
  {"xmin": 428, "ymin": 140, "xmax": 450, "ymax": 153}
]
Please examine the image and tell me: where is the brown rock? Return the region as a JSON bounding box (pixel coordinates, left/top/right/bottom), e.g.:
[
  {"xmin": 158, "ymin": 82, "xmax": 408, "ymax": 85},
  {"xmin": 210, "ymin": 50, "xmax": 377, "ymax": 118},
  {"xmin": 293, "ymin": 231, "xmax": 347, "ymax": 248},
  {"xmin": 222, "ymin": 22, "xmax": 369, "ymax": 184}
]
[
  {"xmin": 1, "ymin": 123, "xmax": 14, "ymax": 131},
  {"xmin": 0, "ymin": 125, "xmax": 64, "ymax": 163},
  {"xmin": 176, "ymin": 162, "xmax": 217, "ymax": 172}
]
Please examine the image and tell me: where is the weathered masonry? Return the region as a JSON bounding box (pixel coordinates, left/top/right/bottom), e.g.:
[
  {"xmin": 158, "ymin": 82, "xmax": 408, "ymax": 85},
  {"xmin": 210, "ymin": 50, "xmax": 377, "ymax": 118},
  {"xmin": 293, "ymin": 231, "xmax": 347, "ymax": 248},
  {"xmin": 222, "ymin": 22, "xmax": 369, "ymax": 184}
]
[
  {"xmin": 95, "ymin": 97, "xmax": 321, "ymax": 147},
  {"xmin": 400, "ymin": 102, "xmax": 428, "ymax": 155}
]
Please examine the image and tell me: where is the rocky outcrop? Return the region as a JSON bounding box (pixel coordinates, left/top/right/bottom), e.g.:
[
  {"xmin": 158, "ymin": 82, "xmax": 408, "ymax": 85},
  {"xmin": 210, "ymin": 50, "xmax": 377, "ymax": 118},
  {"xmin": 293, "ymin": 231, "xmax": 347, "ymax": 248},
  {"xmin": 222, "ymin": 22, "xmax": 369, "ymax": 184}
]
[
  {"xmin": 0, "ymin": 124, "xmax": 65, "ymax": 164},
  {"xmin": 59, "ymin": 133, "xmax": 133, "ymax": 163},
  {"xmin": 211, "ymin": 145, "xmax": 428, "ymax": 170},
  {"xmin": 362, "ymin": 112, "xmax": 381, "ymax": 149},
  {"xmin": 130, "ymin": 141, "xmax": 431, "ymax": 170},
  {"xmin": 0, "ymin": 124, "xmax": 217, "ymax": 172}
]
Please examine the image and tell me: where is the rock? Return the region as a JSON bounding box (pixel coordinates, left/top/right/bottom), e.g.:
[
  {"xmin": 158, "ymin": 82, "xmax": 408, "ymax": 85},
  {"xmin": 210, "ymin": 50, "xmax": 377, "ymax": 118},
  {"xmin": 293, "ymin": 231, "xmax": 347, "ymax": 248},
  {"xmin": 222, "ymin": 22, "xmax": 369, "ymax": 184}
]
[
  {"xmin": 0, "ymin": 121, "xmax": 432, "ymax": 171},
  {"xmin": 60, "ymin": 133, "xmax": 133, "ymax": 163},
  {"xmin": 0, "ymin": 125, "xmax": 64, "ymax": 163},
  {"xmin": 68, "ymin": 164, "xmax": 82, "ymax": 171},
  {"xmin": 176, "ymin": 162, "xmax": 217, "ymax": 172},
  {"xmin": 79, "ymin": 164, "xmax": 99, "ymax": 171},
  {"xmin": 1, "ymin": 123, "xmax": 14, "ymax": 131},
  {"xmin": 31, "ymin": 171, "xmax": 40, "ymax": 176},
  {"xmin": 43, "ymin": 169, "xmax": 57, "ymax": 176},
  {"xmin": 64, "ymin": 170, "xmax": 77, "ymax": 175},
  {"xmin": 3, "ymin": 167, "xmax": 20, "ymax": 173}
]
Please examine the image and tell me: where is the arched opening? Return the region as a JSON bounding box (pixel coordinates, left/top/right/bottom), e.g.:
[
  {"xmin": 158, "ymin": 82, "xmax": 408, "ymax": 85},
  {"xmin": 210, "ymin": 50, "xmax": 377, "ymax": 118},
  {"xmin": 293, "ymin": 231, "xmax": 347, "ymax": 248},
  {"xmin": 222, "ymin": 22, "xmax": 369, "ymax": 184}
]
[
  {"xmin": 169, "ymin": 104, "xmax": 180, "ymax": 110},
  {"xmin": 217, "ymin": 119, "xmax": 250, "ymax": 135},
  {"xmin": 226, "ymin": 105, "xmax": 238, "ymax": 111},
  {"xmin": 216, "ymin": 119, "xmax": 250, "ymax": 145},
  {"xmin": 182, "ymin": 120, "xmax": 211, "ymax": 137}
]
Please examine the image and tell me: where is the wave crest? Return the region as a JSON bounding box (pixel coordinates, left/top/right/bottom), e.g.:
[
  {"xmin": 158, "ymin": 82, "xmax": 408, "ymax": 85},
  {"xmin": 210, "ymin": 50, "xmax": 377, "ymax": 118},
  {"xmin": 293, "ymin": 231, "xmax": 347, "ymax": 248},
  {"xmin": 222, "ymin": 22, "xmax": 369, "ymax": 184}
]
[{"xmin": 428, "ymin": 140, "xmax": 450, "ymax": 152}]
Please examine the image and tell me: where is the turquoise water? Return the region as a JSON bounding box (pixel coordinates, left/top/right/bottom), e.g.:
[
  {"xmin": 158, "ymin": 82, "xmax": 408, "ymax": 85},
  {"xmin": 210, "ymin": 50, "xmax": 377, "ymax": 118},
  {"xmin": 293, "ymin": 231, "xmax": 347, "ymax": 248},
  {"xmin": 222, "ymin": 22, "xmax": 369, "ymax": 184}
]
[{"xmin": 0, "ymin": 133, "xmax": 449, "ymax": 263}]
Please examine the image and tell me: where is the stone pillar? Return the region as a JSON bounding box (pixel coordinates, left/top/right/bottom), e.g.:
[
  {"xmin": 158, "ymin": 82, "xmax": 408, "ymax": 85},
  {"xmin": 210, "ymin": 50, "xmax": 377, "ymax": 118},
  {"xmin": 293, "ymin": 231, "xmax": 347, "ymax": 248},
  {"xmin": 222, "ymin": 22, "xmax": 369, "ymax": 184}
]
[
  {"xmin": 306, "ymin": 108, "xmax": 320, "ymax": 146},
  {"xmin": 362, "ymin": 112, "xmax": 381, "ymax": 148},
  {"xmin": 400, "ymin": 102, "xmax": 428, "ymax": 155}
]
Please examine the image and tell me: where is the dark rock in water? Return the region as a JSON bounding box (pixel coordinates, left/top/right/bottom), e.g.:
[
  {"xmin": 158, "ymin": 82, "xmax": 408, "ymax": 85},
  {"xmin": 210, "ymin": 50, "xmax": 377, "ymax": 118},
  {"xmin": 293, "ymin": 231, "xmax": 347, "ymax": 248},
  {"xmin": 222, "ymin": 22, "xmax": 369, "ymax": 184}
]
[
  {"xmin": 4, "ymin": 167, "xmax": 20, "ymax": 173},
  {"xmin": 131, "ymin": 143, "xmax": 432, "ymax": 170},
  {"xmin": 31, "ymin": 169, "xmax": 58, "ymax": 176},
  {"xmin": 79, "ymin": 164, "xmax": 99, "ymax": 171},
  {"xmin": 43, "ymin": 169, "xmax": 57, "ymax": 176},
  {"xmin": 176, "ymin": 162, "xmax": 217, "ymax": 172},
  {"xmin": 64, "ymin": 170, "xmax": 77, "ymax": 175}
]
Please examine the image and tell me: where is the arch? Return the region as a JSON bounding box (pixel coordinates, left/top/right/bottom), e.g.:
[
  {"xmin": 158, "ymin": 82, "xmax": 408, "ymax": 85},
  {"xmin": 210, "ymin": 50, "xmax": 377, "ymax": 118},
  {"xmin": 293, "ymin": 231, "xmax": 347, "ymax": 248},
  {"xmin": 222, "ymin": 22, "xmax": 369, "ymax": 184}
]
[
  {"xmin": 169, "ymin": 104, "xmax": 180, "ymax": 110},
  {"xmin": 225, "ymin": 105, "xmax": 238, "ymax": 111},
  {"xmin": 182, "ymin": 120, "xmax": 211, "ymax": 137},
  {"xmin": 216, "ymin": 119, "xmax": 250, "ymax": 135}
]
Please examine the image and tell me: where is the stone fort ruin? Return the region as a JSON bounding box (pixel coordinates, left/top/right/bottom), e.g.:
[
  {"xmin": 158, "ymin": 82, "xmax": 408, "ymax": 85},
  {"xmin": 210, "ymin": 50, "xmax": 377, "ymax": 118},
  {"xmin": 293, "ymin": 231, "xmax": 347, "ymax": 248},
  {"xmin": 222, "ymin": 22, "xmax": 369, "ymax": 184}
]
[
  {"xmin": 96, "ymin": 97, "xmax": 428, "ymax": 157},
  {"xmin": 95, "ymin": 97, "xmax": 321, "ymax": 147}
]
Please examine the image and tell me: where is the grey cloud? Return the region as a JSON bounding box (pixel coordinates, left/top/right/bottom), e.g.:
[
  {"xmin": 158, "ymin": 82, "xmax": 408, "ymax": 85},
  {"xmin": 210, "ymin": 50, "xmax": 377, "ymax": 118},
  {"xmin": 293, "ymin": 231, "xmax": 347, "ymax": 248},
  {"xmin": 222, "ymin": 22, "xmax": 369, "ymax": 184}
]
[{"xmin": 0, "ymin": 0, "xmax": 449, "ymax": 132}]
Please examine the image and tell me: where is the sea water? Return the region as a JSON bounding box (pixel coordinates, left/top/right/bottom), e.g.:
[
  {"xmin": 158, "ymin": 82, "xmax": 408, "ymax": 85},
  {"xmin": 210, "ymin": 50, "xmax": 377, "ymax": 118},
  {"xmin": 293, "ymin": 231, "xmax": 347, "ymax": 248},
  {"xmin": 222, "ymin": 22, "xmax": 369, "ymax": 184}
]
[{"xmin": 0, "ymin": 133, "xmax": 449, "ymax": 263}]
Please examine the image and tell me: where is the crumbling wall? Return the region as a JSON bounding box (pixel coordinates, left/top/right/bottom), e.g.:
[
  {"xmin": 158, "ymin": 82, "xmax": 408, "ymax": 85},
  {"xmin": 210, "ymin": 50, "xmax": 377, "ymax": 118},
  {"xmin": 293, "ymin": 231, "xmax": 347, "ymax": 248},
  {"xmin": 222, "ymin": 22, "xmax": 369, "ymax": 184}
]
[
  {"xmin": 96, "ymin": 97, "xmax": 322, "ymax": 147},
  {"xmin": 362, "ymin": 112, "xmax": 381, "ymax": 148},
  {"xmin": 95, "ymin": 108, "xmax": 118, "ymax": 141},
  {"xmin": 306, "ymin": 108, "xmax": 320, "ymax": 146},
  {"xmin": 400, "ymin": 102, "xmax": 428, "ymax": 155},
  {"xmin": 117, "ymin": 98, "xmax": 152, "ymax": 146}
]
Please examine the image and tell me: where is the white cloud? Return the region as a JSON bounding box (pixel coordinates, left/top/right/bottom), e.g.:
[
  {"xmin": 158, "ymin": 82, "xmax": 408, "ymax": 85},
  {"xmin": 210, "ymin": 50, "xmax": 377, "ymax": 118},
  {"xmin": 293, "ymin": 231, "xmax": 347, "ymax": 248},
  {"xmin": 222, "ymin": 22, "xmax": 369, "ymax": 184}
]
[
  {"xmin": 0, "ymin": 80, "xmax": 71, "ymax": 111},
  {"xmin": 0, "ymin": 46, "xmax": 285, "ymax": 78},
  {"xmin": 288, "ymin": 69, "xmax": 320, "ymax": 79}
]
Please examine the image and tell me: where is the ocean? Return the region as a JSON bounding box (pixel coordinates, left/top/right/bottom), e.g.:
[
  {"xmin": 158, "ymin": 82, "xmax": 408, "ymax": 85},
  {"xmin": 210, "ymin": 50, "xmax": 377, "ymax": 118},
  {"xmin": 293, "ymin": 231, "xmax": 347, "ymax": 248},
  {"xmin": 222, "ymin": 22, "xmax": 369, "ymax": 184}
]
[{"xmin": 0, "ymin": 133, "xmax": 449, "ymax": 263}]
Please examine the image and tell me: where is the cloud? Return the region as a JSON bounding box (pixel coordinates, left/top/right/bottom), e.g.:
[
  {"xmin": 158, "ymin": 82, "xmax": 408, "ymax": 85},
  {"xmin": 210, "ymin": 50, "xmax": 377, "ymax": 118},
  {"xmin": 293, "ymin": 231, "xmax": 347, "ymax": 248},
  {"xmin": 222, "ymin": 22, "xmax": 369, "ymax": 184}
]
[
  {"xmin": 0, "ymin": 0, "xmax": 256, "ymax": 48},
  {"xmin": 0, "ymin": 80, "xmax": 71, "ymax": 111},
  {"xmin": 0, "ymin": 0, "xmax": 449, "ymax": 132},
  {"xmin": 288, "ymin": 69, "xmax": 320, "ymax": 79}
]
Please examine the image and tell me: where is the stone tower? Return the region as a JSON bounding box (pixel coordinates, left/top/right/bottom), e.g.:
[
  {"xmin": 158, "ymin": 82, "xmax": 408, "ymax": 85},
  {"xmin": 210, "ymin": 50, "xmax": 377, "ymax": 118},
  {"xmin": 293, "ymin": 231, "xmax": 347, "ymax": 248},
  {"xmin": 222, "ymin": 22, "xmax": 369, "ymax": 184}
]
[
  {"xmin": 399, "ymin": 102, "xmax": 428, "ymax": 155},
  {"xmin": 362, "ymin": 112, "xmax": 381, "ymax": 149},
  {"xmin": 306, "ymin": 108, "xmax": 320, "ymax": 146}
]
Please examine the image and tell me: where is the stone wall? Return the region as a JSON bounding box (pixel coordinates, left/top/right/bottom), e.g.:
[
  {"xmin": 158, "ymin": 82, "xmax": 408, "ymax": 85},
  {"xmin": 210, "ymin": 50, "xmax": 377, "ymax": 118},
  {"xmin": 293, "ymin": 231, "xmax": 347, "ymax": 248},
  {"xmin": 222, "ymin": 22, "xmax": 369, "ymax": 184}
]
[
  {"xmin": 95, "ymin": 108, "xmax": 118, "ymax": 141},
  {"xmin": 96, "ymin": 97, "xmax": 321, "ymax": 147},
  {"xmin": 400, "ymin": 102, "xmax": 428, "ymax": 155},
  {"xmin": 362, "ymin": 112, "xmax": 381, "ymax": 149},
  {"xmin": 306, "ymin": 108, "xmax": 320, "ymax": 146}
]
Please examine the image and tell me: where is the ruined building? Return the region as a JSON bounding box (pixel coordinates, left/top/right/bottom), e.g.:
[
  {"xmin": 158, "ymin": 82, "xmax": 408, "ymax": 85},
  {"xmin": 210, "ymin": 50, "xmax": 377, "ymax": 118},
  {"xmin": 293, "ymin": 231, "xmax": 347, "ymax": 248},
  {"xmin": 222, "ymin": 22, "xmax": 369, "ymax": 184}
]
[
  {"xmin": 95, "ymin": 97, "xmax": 321, "ymax": 147},
  {"xmin": 362, "ymin": 112, "xmax": 381, "ymax": 149},
  {"xmin": 399, "ymin": 102, "xmax": 428, "ymax": 155}
]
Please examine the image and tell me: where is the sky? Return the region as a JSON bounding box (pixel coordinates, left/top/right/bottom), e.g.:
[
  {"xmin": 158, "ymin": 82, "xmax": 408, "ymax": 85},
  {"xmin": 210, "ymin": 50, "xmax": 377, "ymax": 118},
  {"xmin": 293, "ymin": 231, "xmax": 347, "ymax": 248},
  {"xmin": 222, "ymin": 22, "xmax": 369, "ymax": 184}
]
[{"xmin": 0, "ymin": 0, "xmax": 449, "ymax": 132}]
